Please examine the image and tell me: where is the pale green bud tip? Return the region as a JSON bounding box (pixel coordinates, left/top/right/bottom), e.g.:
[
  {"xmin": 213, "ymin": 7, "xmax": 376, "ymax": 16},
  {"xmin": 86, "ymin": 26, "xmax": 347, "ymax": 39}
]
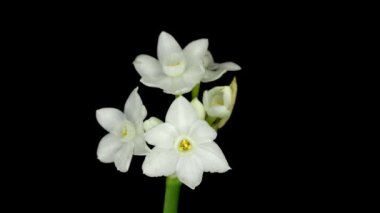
[
  {"xmin": 191, "ymin": 98, "xmax": 206, "ymax": 120},
  {"xmin": 143, "ymin": 117, "xmax": 163, "ymax": 131}
]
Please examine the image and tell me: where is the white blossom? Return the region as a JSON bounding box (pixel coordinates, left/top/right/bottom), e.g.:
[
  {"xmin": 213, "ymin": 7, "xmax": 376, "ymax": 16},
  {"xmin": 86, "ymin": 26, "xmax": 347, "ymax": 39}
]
[{"xmin": 96, "ymin": 87, "xmax": 150, "ymax": 172}]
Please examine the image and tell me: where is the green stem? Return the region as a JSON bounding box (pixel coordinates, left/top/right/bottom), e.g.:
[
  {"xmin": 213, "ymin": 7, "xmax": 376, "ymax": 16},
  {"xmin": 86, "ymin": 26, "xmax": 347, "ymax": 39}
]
[
  {"xmin": 191, "ymin": 83, "xmax": 200, "ymax": 99},
  {"xmin": 206, "ymin": 115, "xmax": 217, "ymax": 125},
  {"xmin": 163, "ymin": 176, "xmax": 182, "ymax": 213}
]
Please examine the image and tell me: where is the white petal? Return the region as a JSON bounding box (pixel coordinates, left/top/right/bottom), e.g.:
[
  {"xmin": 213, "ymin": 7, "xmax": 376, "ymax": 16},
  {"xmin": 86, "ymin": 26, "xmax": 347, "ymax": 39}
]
[
  {"xmin": 218, "ymin": 77, "xmax": 238, "ymax": 128},
  {"xmin": 196, "ymin": 141, "xmax": 231, "ymax": 173},
  {"xmin": 162, "ymin": 77, "xmax": 193, "ymax": 95},
  {"xmin": 202, "ymin": 51, "xmax": 215, "ymax": 68},
  {"xmin": 96, "ymin": 108, "xmax": 125, "ymax": 133},
  {"xmin": 189, "ymin": 120, "xmax": 217, "ymax": 143},
  {"xmin": 222, "ymin": 86, "xmax": 232, "ymax": 108},
  {"xmin": 142, "ymin": 147, "xmax": 179, "ymax": 177},
  {"xmin": 97, "ymin": 134, "xmax": 122, "ymax": 163},
  {"xmin": 181, "ymin": 64, "xmax": 204, "ymax": 87},
  {"xmin": 220, "ymin": 62, "xmax": 241, "ymax": 71},
  {"xmin": 124, "ymin": 87, "xmax": 147, "ymax": 125},
  {"xmin": 184, "ymin": 39, "xmax": 208, "ymax": 66},
  {"xmin": 114, "ymin": 142, "xmax": 134, "ymax": 172},
  {"xmin": 176, "ymin": 156, "xmax": 203, "ymax": 189},
  {"xmin": 202, "ymin": 69, "xmax": 228, "ymax": 83},
  {"xmin": 201, "ymin": 62, "xmax": 241, "ymax": 83},
  {"xmin": 140, "ymin": 77, "xmax": 166, "ymax": 89},
  {"xmin": 144, "ymin": 123, "xmax": 178, "ymax": 148},
  {"xmin": 166, "ymin": 96, "xmax": 198, "ymax": 133},
  {"xmin": 157, "ymin": 64, "xmax": 204, "ymax": 95},
  {"xmin": 133, "ymin": 135, "xmax": 150, "ymax": 156},
  {"xmin": 191, "ymin": 98, "xmax": 205, "ymax": 120},
  {"xmin": 143, "ymin": 117, "xmax": 163, "ymax": 131},
  {"xmin": 133, "ymin": 54, "xmax": 165, "ymax": 82},
  {"xmin": 207, "ymin": 105, "xmax": 230, "ymax": 118},
  {"xmin": 157, "ymin": 31, "xmax": 182, "ymax": 62}
]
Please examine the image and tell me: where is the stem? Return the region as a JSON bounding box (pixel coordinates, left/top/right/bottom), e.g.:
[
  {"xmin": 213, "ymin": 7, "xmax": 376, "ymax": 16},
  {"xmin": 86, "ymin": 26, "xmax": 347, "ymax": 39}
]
[
  {"xmin": 206, "ymin": 115, "xmax": 217, "ymax": 125},
  {"xmin": 191, "ymin": 83, "xmax": 200, "ymax": 99},
  {"xmin": 163, "ymin": 176, "xmax": 182, "ymax": 213}
]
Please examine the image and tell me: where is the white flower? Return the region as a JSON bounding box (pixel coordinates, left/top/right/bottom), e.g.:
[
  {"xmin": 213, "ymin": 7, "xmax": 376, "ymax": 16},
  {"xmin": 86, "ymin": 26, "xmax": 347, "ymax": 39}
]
[
  {"xmin": 202, "ymin": 51, "xmax": 241, "ymax": 83},
  {"xmin": 142, "ymin": 96, "xmax": 230, "ymax": 189},
  {"xmin": 215, "ymin": 77, "xmax": 238, "ymax": 128},
  {"xmin": 96, "ymin": 87, "xmax": 150, "ymax": 172},
  {"xmin": 133, "ymin": 31, "xmax": 208, "ymax": 95},
  {"xmin": 203, "ymin": 86, "xmax": 233, "ymax": 118}
]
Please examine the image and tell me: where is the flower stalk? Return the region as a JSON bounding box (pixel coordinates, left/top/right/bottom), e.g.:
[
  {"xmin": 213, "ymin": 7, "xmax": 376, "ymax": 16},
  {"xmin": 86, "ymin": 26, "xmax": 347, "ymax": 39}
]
[
  {"xmin": 163, "ymin": 176, "xmax": 182, "ymax": 213},
  {"xmin": 191, "ymin": 83, "xmax": 200, "ymax": 99}
]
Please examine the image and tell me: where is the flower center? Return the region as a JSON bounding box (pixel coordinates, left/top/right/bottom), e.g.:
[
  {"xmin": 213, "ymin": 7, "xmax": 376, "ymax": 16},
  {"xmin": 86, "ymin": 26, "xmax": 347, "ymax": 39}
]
[
  {"xmin": 211, "ymin": 93, "xmax": 224, "ymax": 106},
  {"xmin": 115, "ymin": 120, "xmax": 136, "ymax": 141},
  {"xmin": 178, "ymin": 139, "xmax": 192, "ymax": 152},
  {"xmin": 121, "ymin": 127, "xmax": 128, "ymax": 138},
  {"xmin": 162, "ymin": 53, "xmax": 186, "ymax": 77}
]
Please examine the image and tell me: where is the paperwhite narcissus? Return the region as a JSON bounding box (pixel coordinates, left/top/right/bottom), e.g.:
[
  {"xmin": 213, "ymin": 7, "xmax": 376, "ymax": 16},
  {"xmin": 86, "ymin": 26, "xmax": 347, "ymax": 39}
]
[
  {"xmin": 203, "ymin": 86, "xmax": 233, "ymax": 118},
  {"xmin": 96, "ymin": 87, "xmax": 150, "ymax": 172},
  {"xmin": 215, "ymin": 77, "xmax": 238, "ymax": 128},
  {"xmin": 202, "ymin": 51, "xmax": 241, "ymax": 83},
  {"xmin": 142, "ymin": 96, "xmax": 230, "ymax": 189},
  {"xmin": 133, "ymin": 31, "xmax": 208, "ymax": 95}
]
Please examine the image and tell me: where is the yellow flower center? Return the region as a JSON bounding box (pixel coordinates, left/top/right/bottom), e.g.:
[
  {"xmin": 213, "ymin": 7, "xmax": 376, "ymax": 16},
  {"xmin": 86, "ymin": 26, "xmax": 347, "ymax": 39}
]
[
  {"xmin": 179, "ymin": 139, "xmax": 192, "ymax": 152},
  {"xmin": 121, "ymin": 127, "xmax": 128, "ymax": 138}
]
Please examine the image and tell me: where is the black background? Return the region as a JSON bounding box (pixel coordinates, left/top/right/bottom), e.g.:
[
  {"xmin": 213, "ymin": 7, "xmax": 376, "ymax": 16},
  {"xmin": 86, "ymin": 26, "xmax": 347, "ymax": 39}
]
[{"xmin": 5, "ymin": 5, "xmax": 331, "ymax": 212}]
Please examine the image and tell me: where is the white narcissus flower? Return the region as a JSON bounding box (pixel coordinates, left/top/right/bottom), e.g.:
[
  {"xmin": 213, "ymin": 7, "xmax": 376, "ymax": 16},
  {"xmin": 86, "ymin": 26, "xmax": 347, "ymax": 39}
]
[
  {"xmin": 96, "ymin": 87, "xmax": 150, "ymax": 172},
  {"xmin": 142, "ymin": 96, "xmax": 230, "ymax": 189},
  {"xmin": 133, "ymin": 31, "xmax": 208, "ymax": 95},
  {"xmin": 216, "ymin": 77, "xmax": 238, "ymax": 128},
  {"xmin": 202, "ymin": 51, "xmax": 241, "ymax": 83},
  {"xmin": 203, "ymin": 85, "xmax": 233, "ymax": 118}
]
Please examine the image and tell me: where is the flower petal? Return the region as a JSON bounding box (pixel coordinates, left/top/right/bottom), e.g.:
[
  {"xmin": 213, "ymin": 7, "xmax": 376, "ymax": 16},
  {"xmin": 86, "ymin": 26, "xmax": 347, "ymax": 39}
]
[
  {"xmin": 217, "ymin": 77, "xmax": 238, "ymax": 128},
  {"xmin": 184, "ymin": 39, "xmax": 208, "ymax": 66},
  {"xmin": 114, "ymin": 142, "xmax": 134, "ymax": 172},
  {"xmin": 202, "ymin": 62, "xmax": 241, "ymax": 83},
  {"xmin": 133, "ymin": 135, "xmax": 150, "ymax": 156},
  {"xmin": 96, "ymin": 108, "xmax": 125, "ymax": 133},
  {"xmin": 157, "ymin": 31, "xmax": 182, "ymax": 62},
  {"xmin": 166, "ymin": 96, "xmax": 198, "ymax": 133},
  {"xmin": 142, "ymin": 147, "xmax": 179, "ymax": 177},
  {"xmin": 202, "ymin": 51, "xmax": 215, "ymax": 68},
  {"xmin": 181, "ymin": 64, "xmax": 204, "ymax": 88},
  {"xmin": 161, "ymin": 77, "xmax": 192, "ymax": 95},
  {"xmin": 133, "ymin": 54, "xmax": 165, "ymax": 83},
  {"xmin": 124, "ymin": 87, "xmax": 147, "ymax": 125},
  {"xmin": 196, "ymin": 141, "xmax": 231, "ymax": 173},
  {"xmin": 176, "ymin": 156, "xmax": 203, "ymax": 189},
  {"xmin": 189, "ymin": 120, "xmax": 217, "ymax": 143},
  {"xmin": 219, "ymin": 62, "xmax": 241, "ymax": 71},
  {"xmin": 207, "ymin": 105, "xmax": 230, "ymax": 118},
  {"xmin": 97, "ymin": 134, "xmax": 122, "ymax": 163},
  {"xmin": 144, "ymin": 123, "xmax": 178, "ymax": 148},
  {"xmin": 222, "ymin": 86, "xmax": 232, "ymax": 108}
]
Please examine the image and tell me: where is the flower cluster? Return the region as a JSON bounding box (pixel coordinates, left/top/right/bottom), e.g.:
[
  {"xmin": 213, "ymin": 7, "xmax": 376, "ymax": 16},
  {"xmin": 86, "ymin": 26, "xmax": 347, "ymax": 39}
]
[{"xmin": 96, "ymin": 32, "xmax": 240, "ymax": 189}]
